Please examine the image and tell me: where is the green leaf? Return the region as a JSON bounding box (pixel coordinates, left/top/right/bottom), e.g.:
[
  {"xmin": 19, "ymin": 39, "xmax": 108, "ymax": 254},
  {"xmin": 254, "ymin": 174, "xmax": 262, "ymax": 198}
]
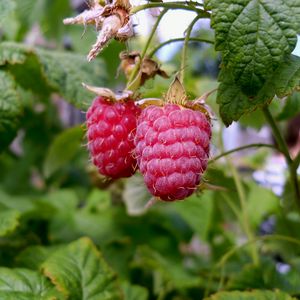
[
  {"xmin": 7, "ymin": 52, "xmax": 52, "ymax": 95},
  {"xmin": 239, "ymin": 109, "xmax": 266, "ymax": 130},
  {"xmin": 226, "ymin": 259, "xmax": 300, "ymax": 294},
  {"xmin": 42, "ymin": 237, "xmax": 122, "ymax": 300},
  {"xmin": 205, "ymin": 290, "xmax": 296, "ymax": 300},
  {"xmin": 43, "ymin": 126, "xmax": 84, "ymax": 178},
  {"xmin": 0, "ymin": 0, "xmax": 16, "ymax": 26},
  {"xmin": 85, "ymin": 189, "xmax": 111, "ymax": 213},
  {"xmin": 36, "ymin": 49, "xmax": 106, "ymax": 108},
  {"xmin": 0, "ymin": 190, "xmax": 35, "ymax": 213},
  {"xmin": 277, "ymin": 92, "xmax": 300, "ymax": 121},
  {"xmin": 240, "ymin": 100, "xmax": 281, "ymax": 129},
  {"xmin": 40, "ymin": 0, "xmax": 72, "ymax": 39},
  {"xmin": 272, "ymin": 55, "xmax": 300, "ymax": 98},
  {"xmin": 0, "ymin": 70, "xmax": 22, "ymax": 151},
  {"xmin": 0, "ymin": 42, "xmax": 107, "ymax": 109},
  {"xmin": 44, "ymin": 189, "xmax": 79, "ymax": 212},
  {"xmin": 121, "ymin": 282, "xmax": 148, "ymax": 300},
  {"xmin": 246, "ymin": 183, "xmax": 279, "ymax": 228},
  {"xmin": 14, "ymin": 0, "xmax": 46, "ymax": 39},
  {"xmin": 172, "ymin": 191, "xmax": 214, "ymax": 241},
  {"xmin": 0, "ymin": 210, "xmax": 20, "ymax": 237},
  {"xmin": 16, "ymin": 245, "xmax": 63, "ymax": 271},
  {"xmin": 123, "ymin": 174, "xmax": 152, "ymax": 216},
  {"xmin": 13, "ymin": 0, "xmax": 71, "ymax": 39},
  {"xmin": 134, "ymin": 246, "xmax": 203, "ymax": 291},
  {"xmin": 0, "ymin": 267, "xmax": 61, "ymax": 299},
  {"xmin": 206, "ymin": 0, "xmax": 299, "ymax": 95},
  {"xmin": 217, "ymin": 54, "xmax": 300, "ymax": 125},
  {"xmin": 0, "ymin": 42, "xmax": 28, "ymax": 65},
  {"xmin": 216, "ymin": 67, "xmax": 274, "ymax": 126}
]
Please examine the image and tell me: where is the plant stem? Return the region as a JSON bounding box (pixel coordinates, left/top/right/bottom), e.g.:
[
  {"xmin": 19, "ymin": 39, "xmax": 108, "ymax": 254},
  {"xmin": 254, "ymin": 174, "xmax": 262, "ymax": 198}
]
[
  {"xmin": 227, "ymin": 158, "xmax": 260, "ymax": 265},
  {"xmin": 148, "ymin": 37, "xmax": 214, "ymax": 58},
  {"xmin": 293, "ymin": 151, "xmax": 300, "ymax": 169},
  {"xmin": 130, "ymin": 3, "xmax": 209, "ymax": 16},
  {"xmin": 223, "ymin": 194, "xmax": 242, "ymax": 222},
  {"xmin": 180, "ymin": 15, "xmax": 200, "ymax": 83},
  {"xmin": 262, "ymin": 107, "xmax": 291, "ymax": 163},
  {"xmin": 209, "ymin": 143, "xmax": 277, "ymax": 163},
  {"xmin": 146, "ymin": 0, "xmax": 204, "ymax": 6},
  {"xmin": 262, "ymin": 107, "xmax": 300, "ymax": 206},
  {"xmin": 218, "ymin": 128, "xmax": 259, "ymax": 265},
  {"xmin": 126, "ymin": 9, "xmax": 167, "ymax": 90},
  {"xmin": 218, "ymin": 234, "xmax": 300, "ymax": 268},
  {"xmin": 205, "ymin": 233, "xmax": 300, "ymax": 296}
]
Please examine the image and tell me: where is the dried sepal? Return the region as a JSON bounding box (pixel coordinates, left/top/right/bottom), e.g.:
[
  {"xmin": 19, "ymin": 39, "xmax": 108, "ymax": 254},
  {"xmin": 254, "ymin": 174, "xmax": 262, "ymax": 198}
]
[
  {"xmin": 165, "ymin": 76, "xmax": 187, "ymax": 105},
  {"xmin": 186, "ymin": 89, "xmax": 217, "ymax": 120},
  {"xmin": 135, "ymin": 98, "xmax": 165, "ymax": 108},
  {"xmin": 82, "ymin": 82, "xmax": 134, "ymax": 102},
  {"xmin": 116, "ymin": 18, "xmax": 134, "ymax": 41},
  {"xmin": 119, "ymin": 51, "xmax": 141, "ymax": 78},
  {"xmin": 119, "ymin": 51, "xmax": 169, "ymax": 86},
  {"xmin": 63, "ymin": 0, "xmax": 133, "ymax": 61},
  {"xmin": 82, "ymin": 83, "xmax": 117, "ymax": 101},
  {"xmin": 87, "ymin": 15, "xmax": 123, "ymax": 61},
  {"xmin": 142, "ymin": 57, "xmax": 169, "ymax": 83},
  {"xmin": 114, "ymin": 0, "xmax": 131, "ymax": 11},
  {"xmin": 63, "ymin": 2, "xmax": 103, "ymax": 25}
]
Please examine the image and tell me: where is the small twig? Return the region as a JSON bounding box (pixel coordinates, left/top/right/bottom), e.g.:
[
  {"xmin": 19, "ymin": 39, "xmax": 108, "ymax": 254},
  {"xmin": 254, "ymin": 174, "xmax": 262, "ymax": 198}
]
[
  {"xmin": 263, "ymin": 107, "xmax": 300, "ymax": 206},
  {"xmin": 209, "ymin": 143, "xmax": 277, "ymax": 163},
  {"xmin": 218, "ymin": 126, "xmax": 259, "ymax": 266},
  {"xmin": 148, "ymin": 37, "xmax": 214, "ymax": 58},
  {"xmin": 292, "ymin": 151, "xmax": 300, "ymax": 170},
  {"xmin": 126, "ymin": 8, "xmax": 168, "ymax": 90},
  {"xmin": 180, "ymin": 15, "xmax": 201, "ymax": 83},
  {"xmin": 130, "ymin": 3, "xmax": 209, "ymax": 16}
]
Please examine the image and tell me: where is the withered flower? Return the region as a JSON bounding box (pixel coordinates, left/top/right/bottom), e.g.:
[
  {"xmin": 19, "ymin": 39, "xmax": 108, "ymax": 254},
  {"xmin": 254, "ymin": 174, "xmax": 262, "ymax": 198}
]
[
  {"xmin": 119, "ymin": 51, "xmax": 169, "ymax": 86},
  {"xmin": 64, "ymin": 0, "xmax": 134, "ymax": 61}
]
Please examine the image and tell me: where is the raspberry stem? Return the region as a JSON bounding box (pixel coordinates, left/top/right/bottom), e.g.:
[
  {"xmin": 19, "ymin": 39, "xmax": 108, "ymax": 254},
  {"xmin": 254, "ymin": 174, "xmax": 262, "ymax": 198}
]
[
  {"xmin": 205, "ymin": 234, "xmax": 300, "ymax": 296},
  {"xmin": 227, "ymin": 157, "xmax": 260, "ymax": 265},
  {"xmin": 218, "ymin": 126, "xmax": 260, "ymax": 266},
  {"xmin": 209, "ymin": 143, "xmax": 278, "ymax": 163},
  {"xmin": 126, "ymin": 9, "xmax": 168, "ymax": 91},
  {"xmin": 148, "ymin": 37, "xmax": 214, "ymax": 58},
  {"xmin": 263, "ymin": 107, "xmax": 300, "ymax": 207},
  {"xmin": 130, "ymin": 2, "xmax": 208, "ymax": 15},
  {"xmin": 180, "ymin": 15, "xmax": 201, "ymax": 83}
]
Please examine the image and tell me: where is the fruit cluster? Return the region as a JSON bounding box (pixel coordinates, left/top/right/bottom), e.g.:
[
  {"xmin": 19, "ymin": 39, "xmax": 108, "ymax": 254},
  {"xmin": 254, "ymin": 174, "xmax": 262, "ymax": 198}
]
[
  {"xmin": 64, "ymin": 4, "xmax": 212, "ymax": 202},
  {"xmin": 86, "ymin": 87, "xmax": 212, "ymax": 202}
]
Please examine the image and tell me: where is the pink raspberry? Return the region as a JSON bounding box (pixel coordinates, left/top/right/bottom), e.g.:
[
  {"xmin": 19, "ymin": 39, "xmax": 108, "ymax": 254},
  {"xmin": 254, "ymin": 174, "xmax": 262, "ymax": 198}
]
[
  {"xmin": 86, "ymin": 96, "xmax": 141, "ymax": 179},
  {"xmin": 134, "ymin": 104, "xmax": 211, "ymax": 201}
]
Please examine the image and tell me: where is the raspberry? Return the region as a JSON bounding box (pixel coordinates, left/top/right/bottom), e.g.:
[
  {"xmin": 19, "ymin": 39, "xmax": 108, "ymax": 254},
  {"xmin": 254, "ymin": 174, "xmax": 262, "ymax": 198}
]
[
  {"xmin": 86, "ymin": 96, "xmax": 141, "ymax": 179},
  {"xmin": 134, "ymin": 104, "xmax": 211, "ymax": 201}
]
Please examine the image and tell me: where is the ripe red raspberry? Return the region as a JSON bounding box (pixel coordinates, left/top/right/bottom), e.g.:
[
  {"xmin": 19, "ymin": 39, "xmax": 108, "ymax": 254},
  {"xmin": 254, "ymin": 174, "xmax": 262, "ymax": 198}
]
[
  {"xmin": 134, "ymin": 104, "xmax": 211, "ymax": 201},
  {"xmin": 86, "ymin": 96, "xmax": 141, "ymax": 179}
]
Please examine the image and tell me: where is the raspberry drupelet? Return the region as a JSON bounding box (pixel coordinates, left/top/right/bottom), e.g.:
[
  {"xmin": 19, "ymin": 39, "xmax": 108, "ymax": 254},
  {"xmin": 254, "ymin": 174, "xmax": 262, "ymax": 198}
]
[
  {"xmin": 86, "ymin": 96, "xmax": 141, "ymax": 179},
  {"xmin": 134, "ymin": 104, "xmax": 211, "ymax": 201}
]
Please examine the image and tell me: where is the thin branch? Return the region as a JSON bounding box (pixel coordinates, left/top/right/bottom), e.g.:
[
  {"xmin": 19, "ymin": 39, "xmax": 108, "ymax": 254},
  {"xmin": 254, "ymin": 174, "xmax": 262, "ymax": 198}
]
[
  {"xmin": 180, "ymin": 15, "xmax": 201, "ymax": 83},
  {"xmin": 209, "ymin": 143, "xmax": 277, "ymax": 163},
  {"xmin": 263, "ymin": 107, "xmax": 292, "ymax": 164},
  {"xmin": 126, "ymin": 8, "xmax": 168, "ymax": 90},
  {"xmin": 263, "ymin": 107, "xmax": 300, "ymax": 206},
  {"xmin": 293, "ymin": 151, "xmax": 300, "ymax": 170},
  {"xmin": 130, "ymin": 3, "xmax": 210, "ymax": 16},
  {"xmin": 148, "ymin": 37, "xmax": 214, "ymax": 58},
  {"xmin": 218, "ymin": 234, "xmax": 300, "ymax": 268},
  {"xmin": 218, "ymin": 127, "xmax": 259, "ymax": 266}
]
